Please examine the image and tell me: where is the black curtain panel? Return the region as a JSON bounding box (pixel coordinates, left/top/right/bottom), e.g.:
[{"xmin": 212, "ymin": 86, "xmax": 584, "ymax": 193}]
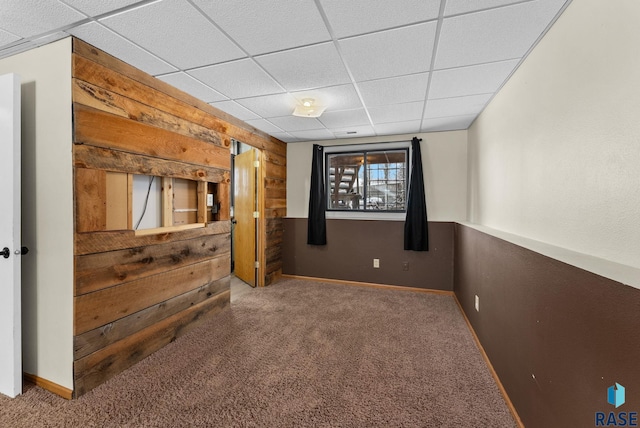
[
  {"xmin": 307, "ymin": 144, "xmax": 327, "ymax": 245},
  {"xmin": 404, "ymin": 137, "xmax": 429, "ymax": 251}
]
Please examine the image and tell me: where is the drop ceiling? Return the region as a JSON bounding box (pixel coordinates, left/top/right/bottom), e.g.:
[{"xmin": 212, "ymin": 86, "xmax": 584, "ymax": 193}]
[{"xmin": 0, "ymin": 0, "xmax": 570, "ymax": 143}]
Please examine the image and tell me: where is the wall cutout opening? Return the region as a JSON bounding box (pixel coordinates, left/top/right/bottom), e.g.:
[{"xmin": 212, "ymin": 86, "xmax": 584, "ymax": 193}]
[{"xmin": 75, "ymin": 168, "xmax": 223, "ymax": 235}]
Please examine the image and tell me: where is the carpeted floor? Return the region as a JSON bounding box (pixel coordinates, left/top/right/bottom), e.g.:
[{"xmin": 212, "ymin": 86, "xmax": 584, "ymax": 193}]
[{"xmin": 0, "ymin": 278, "xmax": 516, "ymax": 427}]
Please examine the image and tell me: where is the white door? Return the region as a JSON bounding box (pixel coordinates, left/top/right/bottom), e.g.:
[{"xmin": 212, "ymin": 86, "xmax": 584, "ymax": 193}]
[{"xmin": 0, "ymin": 73, "xmax": 22, "ymax": 398}]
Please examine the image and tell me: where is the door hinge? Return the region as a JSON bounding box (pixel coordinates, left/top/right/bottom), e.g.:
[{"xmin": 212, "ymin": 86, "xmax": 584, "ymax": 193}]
[
  {"xmin": 253, "ymin": 211, "xmax": 260, "ymax": 218},
  {"xmin": 253, "ymin": 161, "xmax": 260, "ymax": 168},
  {"xmin": 254, "ymin": 261, "xmax": 260, "ymax": 268}
]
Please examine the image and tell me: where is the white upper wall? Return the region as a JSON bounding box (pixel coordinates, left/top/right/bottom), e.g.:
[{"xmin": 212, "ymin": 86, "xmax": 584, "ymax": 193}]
[
  {"xmin": 287, "ymin": 131, "xmax": 468, "ymax": 221},
  {"xmin": 0, "ymin": 38, "xmax": 74, "ymax": 389},
  {"xmin": 468, "ymin": 0, "xmax": 640, "ymax": 270}
]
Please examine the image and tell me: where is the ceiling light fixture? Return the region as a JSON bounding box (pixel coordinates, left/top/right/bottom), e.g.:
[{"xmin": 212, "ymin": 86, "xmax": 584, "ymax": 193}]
[{"xmin": 292, "ymin": 98, "xmax": 327, "ymax": 118}]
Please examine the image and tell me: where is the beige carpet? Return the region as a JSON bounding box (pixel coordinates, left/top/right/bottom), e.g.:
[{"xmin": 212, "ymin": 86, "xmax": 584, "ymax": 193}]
[{"xmin": 0, "ymin": 278, "xmax": 516, "ymax": 427}]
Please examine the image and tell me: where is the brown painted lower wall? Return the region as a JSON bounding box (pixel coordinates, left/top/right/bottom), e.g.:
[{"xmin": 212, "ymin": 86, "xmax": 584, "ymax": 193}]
[
  {"xmin": 453, "ymin": 224, "xmax": 640, "ymax": 428},
  {"xmin": 282, "ymin": 218, "xmax": 453, "ymax": 291}
]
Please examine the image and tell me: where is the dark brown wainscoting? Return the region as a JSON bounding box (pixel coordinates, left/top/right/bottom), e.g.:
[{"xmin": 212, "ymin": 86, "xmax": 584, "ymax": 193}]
[
  {"xmin": 454, "ymin": 224, "xmax": 640, "ymax": 428},
  {"xmin": 282, "ymin": 219, "xmax": 454, "ymax": 291}
]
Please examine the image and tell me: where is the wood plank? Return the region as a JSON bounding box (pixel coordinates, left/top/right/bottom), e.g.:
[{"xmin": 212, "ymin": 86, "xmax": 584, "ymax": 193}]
[
  {"xmin": 264, "ymin": 177, "xmax": 286, "ymax": 189},
  {"xmin": 72, "ymin": 41, "xmax": 286, "ymax": 157},
  {"xmin": 172, "ymin": 178, "xmax": 198, "ymax": 226},
  {"xmin": 75, "ymin": 233, "xmax": 230, "ymax": 295},
  {"xmin": 264, "ymin": 161, "xmax": 286, "ymax": 180},
  {"xmin": 75, "ymin": 257, "xmax": 228, "ymax": 335},
  {"xmin": 265, "ymin": 198, "xmax": 286, "ymax": 210},
  {"xmin": 265, "ymin": 208, "xmax": 286, "ymax": 218},
  {"xmin": 265, "ymin": 246, "xmax": 282, "ymax": 265},
  {"xmin": 74, "ymin": 220, "xmax": 231, "ymax": 255},
  {"xmin": 127, "ymin": 173, "xmax": 133, "ymax": 228},
  {"xmin": 266, "ymin": 260, "xmax": 283, "ymax": 275},
  {"xmin": 76, "ymin": 168, "xmax": 107, "ymax": 233},
  {"xmin": 74, "ymin": 145, "xmax": 230, "ymax": 184},
  {"xmin": 216, "ymin": 182, "xmax": 230, "ymax": 221},
  {"xmin": 74, "ymin": 276, "xmax": 229, "ymax": 360},
  {"xmin": 197, "ymin": 181, "xmax": 207, "ymax": 224},
  {"xmin": 266, "ymin": 217, "xmax": 284, "ymax": 233},
  {"xmin": 73, "ymin": 291, "xmax": 229, "ymax": 397},
  {"xmin": 161, "ymin": 177, "xmax": 173, "ymax": 227},
  {"xmin": 265, "ymin": 178, "xmax": 286, "ymax": 200},
  {"xmin": 72, "ymin": 51, "xmax": 286, "ymax": 157},
  {"xmin": 74, "ymin": 104, "xmax": 230, "ymax": 170},
  {"xmin": 265, "ymin": 270, "xmax": 281, "ymax": 287},
  {"xmin": 265, "ymin": 186, "xmax": 286, "ymax": 199},
  {"xmin": 134, "ymin": 223, "xmax": 204, "ymax": 237},
  {"xmin": 105, "ymin": 172, "xmax": 129, "ymax": 230},
  {"xmin": 263, "ymin": 150, "xmax": 286, "ymax": 167},
  {"xmin": 267, "ymin": 231, "xmax": 284, "ymax": 250},
  {"xmin": 73, "ymin": 78, "xmax": 226, "ymax": 148}
]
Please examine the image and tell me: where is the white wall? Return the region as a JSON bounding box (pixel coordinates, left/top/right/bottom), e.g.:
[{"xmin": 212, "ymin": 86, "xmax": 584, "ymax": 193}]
[
  {"xmin": 468, "ymin": 0, "xmax": 640, "ymax": 270},
  {"xmin": 287, "ymin": 131, "xmax": 468, "ymax": 221},
  {"xmin": 132, "ymin": 175, "xmax": 162, "ymax": 230},
  {"xmin": 0, "ymin": 39, "xmax": 74, "ymax": 389}
]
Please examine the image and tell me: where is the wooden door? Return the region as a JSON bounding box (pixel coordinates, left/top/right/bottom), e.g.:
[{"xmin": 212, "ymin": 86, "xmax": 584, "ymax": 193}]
[
  {"xmin": 233, "ymin": 149, "xmax": 256, "ymax": 287},
  {"xmin": 0, "ymin": 73, "xmax": 22, "ymax": 398}
]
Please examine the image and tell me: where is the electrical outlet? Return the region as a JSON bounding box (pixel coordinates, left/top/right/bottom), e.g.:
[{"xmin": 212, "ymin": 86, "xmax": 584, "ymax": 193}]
[
  {"xmin": 475, "ymin": 295, "xmax": 480, "ymax": 312},
  {"xmin": 402, "ymin": 261, "xmax": 409, "ymax": 271},
  {"xmin": 373, "ymin": 258, "xmax": 380, "ymax": 268}
]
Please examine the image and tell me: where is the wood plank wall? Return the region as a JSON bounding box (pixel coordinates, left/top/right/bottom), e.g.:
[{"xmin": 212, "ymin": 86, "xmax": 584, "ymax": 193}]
[{"xmin": 71, "ymin": 38, "xmax": 286, "ymax": 397}]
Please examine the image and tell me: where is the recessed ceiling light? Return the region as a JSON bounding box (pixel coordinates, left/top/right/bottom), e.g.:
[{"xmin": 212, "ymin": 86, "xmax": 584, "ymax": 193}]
[{"xmin": 292, "ymin": 98, "xmax": 327, "ymax": 118}]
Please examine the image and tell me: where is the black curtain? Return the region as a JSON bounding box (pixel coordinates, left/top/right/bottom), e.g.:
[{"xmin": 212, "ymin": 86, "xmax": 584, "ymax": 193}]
[
  {"xmin": 307, "ymin": 144, "xmax": 327, "ymax": 245},
  {"xmin": 404, "ymin": 137, "xmax": 429, "ymax": 251}
]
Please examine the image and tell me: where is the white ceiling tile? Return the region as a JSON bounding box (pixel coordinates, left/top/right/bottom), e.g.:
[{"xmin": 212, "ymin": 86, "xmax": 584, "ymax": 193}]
[
  {"xmin": 331, "ymin": 125, "xmax": 376, "ymax": 139},
  {"xmin": 188, "ymin": 59, "xmax": 283, "ymax": 99},
  {"xmin": 256, "ymin": 42, "xmax": 351, "ymax": 91},
  {"xmin": 236, "ymin": 93, "xmax": 298, "ymax": 118},
  {"xmin": 0, "ymin": 41, "xmax": 37, "ymax": 59},
  {"xmin": 270, "ymin": 132, "xmax": 297, "ymax": 143},
  {"xmin": 424, "ymin": 93, "xmax": 493, "ymax": 119},
  {"xmin": 100, "ymin": 0, "xmax": 245, "ymax": 69},
  {"xmin": 444, "ymin": 0, "xmax": 524, "ymax": 16},
  {"xmin": 292, "ymin": 84, "xmax": 363, "ymax": 112},
  {"xmin": 67, "ymin": 22, "xmax": 176, "ymax": 75},
  {"xmin": 289, "ymin": 129, "xmax": 336, "ymax": 141},
  {"xmin": 421, "ymin": 115, "xmax": 476, "ymax": 132},
  {"xmin": 0, "ymin": 0, "xmax": 86, "ymax": 38},
  {"xmin": 245, "ymin": 119, "xmax": 285, "ymax": 134},
  {"xmin": 192, "ymin": 0, "xmax": 330, "ymax": 55},
  {"xmin": 209, "ymin": 101, "xmax": 260, "ymax": 121},
  {"xmin": 156, "ymin": 72, "xmax": 226, "ymax": 103},
  {"xmin": 61, "ymin": 0, "xmax": 142, "ymax": 16},
  {"xmin": 374, "ymin": 120, "xmax": 422, "ymax": 136},
  {"xmin": 320, "ymin": 0, "xmax": 440, "ymax": 38},
  {"xmin": 429, "ymin": 59, "xmax": 520, "ymax": 99},
  {"xmin": 339, "ymin": 22, "xmax": 437, "ymax": 82},
  {"xmin": 32, "ymin": 31, "xmax": 68, "ymax": 46},
  {"xmin": 358, "ymin": 73, "xmax": 429, "ymax": 107},
  {"xmin": 319, "ymin": 108, "xmax": 370, "ymax": 129},
  {"xmin": 368, "ymin": 101, "xmax": 424, "ymax": 125},
  {"xmin": 269, "ymin": 116, "xmax": 325, "ymax": 132},
  {"xmin": 0, "ymin": 29, "xmax": 21, "ymax": 47},
  {"xmin": 436, "ymin": 0, "xmax": 568, "ymax": 69}
]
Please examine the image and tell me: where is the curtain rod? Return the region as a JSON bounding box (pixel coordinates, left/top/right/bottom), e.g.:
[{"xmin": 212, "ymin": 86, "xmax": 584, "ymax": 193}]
[{"xmin": 322, "ymin": 140, "xmax": 413, "ymax": 149}]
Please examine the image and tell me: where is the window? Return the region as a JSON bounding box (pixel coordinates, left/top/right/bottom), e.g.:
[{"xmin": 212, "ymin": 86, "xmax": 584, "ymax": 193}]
[{"xmin": 326, "ymin": 147, "xmax": 408, "ymax": 212}]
